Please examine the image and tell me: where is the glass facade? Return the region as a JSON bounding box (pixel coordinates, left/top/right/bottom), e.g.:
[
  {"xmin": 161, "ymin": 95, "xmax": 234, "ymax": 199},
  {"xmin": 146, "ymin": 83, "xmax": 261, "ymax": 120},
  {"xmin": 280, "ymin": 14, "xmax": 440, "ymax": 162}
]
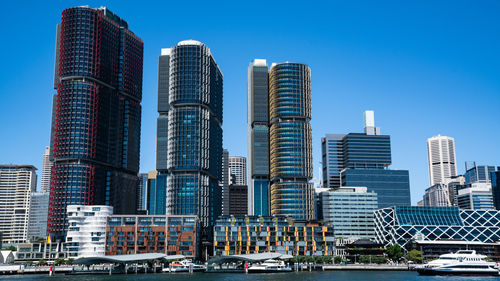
[
  {"xmin": 341, "ymin": 169, "xmax": 411, "ymax": 208},
  {"xmin": 320, "ymin": 188, "xmax": 378, "ymax": 239},
  {"xmin": 48, "ymin": 7, "xmax": 143, "ymax": 238},
  {"xmin": 248, "ymin": 60, "xmax": 270, "ymax": 216},
  {"xmin": 375, "ymin": 206, "xmax": 500, "ymax": 248},
  {"xmin": 269, "ymin": 63, "xmax": 314, "ymax": 219},
  {"xmin": 465, "ymin": 165, "xmax": 497, "ymax": 184},
  {"xmin": 321, "ymin": 134, "xmax": 345, "ymax": 188},
  {"xmin": 492, "ymin": 171, "xmax": 500, "ymax": 210},
  {"xmin": 166, "ymin": 41, "xmax": 223, "ymax": 233}
]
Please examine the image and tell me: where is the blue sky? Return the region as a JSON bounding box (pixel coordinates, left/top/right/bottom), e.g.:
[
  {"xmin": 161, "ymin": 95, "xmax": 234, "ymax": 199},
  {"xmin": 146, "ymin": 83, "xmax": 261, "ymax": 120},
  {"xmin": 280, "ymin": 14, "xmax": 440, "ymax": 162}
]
[{"xmin": 0, "ymin": 0, "xmax": 499, "ymax": 204}]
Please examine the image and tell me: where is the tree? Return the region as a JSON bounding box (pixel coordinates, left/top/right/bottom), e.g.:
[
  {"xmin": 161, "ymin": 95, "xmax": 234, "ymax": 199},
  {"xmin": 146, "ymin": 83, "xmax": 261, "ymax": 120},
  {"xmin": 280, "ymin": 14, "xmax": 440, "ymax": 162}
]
[
  {"xmin": 2, "ymin": 246, "xmax": 16, "ymax": 251},
  {"xmin": 333, "ymin": 256, "xmax": 343, "ymax": 264},
  {"xmin": 66, "ymin": 258, "xmax": 75, "ymax": 265},
  {"xmin": 406, "ymin": 250, "xmax": 423, "ymax": 264},
  {"xmin": 54, "ymin": 258, "xmax": 65, "ymax": 266},
  {"xmin": 38, "ymin": 259, "xmax": 48, "ymax": 266},
  {"xmin": 386, "ymin": 244, "xmax": 404, "ymax": 262}
]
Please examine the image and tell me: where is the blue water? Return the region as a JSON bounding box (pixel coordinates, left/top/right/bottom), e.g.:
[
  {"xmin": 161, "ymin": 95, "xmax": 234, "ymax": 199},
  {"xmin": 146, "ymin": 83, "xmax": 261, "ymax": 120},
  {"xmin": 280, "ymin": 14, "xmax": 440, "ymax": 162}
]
[{"xmin": 0, "ymin": 272, "xmax": 498, "ymax": 281}]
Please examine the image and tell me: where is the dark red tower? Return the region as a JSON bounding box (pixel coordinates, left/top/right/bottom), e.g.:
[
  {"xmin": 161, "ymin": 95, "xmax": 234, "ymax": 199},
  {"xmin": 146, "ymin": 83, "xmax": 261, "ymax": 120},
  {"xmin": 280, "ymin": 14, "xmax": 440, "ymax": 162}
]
[{"xmin": 48, "ymin": 6, "xmax": 143, "ymax": 239}]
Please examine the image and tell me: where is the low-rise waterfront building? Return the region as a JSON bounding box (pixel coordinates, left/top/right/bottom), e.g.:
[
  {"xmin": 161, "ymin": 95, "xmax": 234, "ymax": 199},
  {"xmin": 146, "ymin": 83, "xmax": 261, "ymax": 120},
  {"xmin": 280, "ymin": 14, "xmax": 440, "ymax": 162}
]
[
  {"xmin": 213, "ymin": 216, "xmax": 335, "ymax": 256},
  {"xmin": 16, "ymin": 241, "xmax": 67, "ymax": 262},
  {"xmin": 375, "ymin": 206, "xmax": 500, "ymax": 248},
  {"xmin": 412, "ymin": 240, "xmax": 500, "ymax": 261},
  {"xmin": 319, "ymin": 187, "xmax": 377, "ymax": 240},
  {"xmin": 66, "ymin": 205, "xmax": 113, "ymax": 258},
  {"xmin": 105, "ymin": 215, "xmax": 199, "ymax": 258}
]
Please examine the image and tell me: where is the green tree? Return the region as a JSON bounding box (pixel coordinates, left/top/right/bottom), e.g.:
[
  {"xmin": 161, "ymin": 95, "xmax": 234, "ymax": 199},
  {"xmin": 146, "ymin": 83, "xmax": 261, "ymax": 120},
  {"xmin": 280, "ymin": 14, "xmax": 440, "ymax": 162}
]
[
  {"xmin": 386, "ymin": 244, "xmax": 404, "ymax": 262},
  {"xmin": 2, "ymin": 246, "xmax": 16, "ymax": 251},
  {"xmin": 333, "ymin": 256, "xmax": 343, "ymax": 264},
  {"xmin": 66, "ymin": 258, "xmax": 75, "ymax": 265},
  {"xmin": 38, "ymin": 259, "xmax": 48, "ymax": 266},
  {"xmin": 54, "ymin": 258, "xmax": 66, "ymax": 266},
  {"xmin": 26, "ymin": 261, "xmax": 34, "ymax": 265},
  {"xmin": 406, "ymin": 250, "xmax": 423, "ymax": 264}
]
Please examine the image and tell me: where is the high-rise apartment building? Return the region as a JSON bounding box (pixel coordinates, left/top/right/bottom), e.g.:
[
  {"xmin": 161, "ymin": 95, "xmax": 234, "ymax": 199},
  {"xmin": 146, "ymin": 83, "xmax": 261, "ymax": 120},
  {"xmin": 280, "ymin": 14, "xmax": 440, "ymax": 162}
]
[
  {"xmin": 0, "ymin": 165, "xmax": 36, "ymax": 244},
  {"xmin": 427, "ymin": 135, "xmax": 457, "ymax": 186},
  {"xmin": 27, "ymin": 192, "xmax": 49, "ymax": 240},
  {"xmin": 269, "ymin": 62, "xmax": 314, "ymax": 219},
  {"xmin": 247, "ymin": 59, "xmax": 270, "ymax": 216},
  {"xmin": 163, "ymin": 40, "xmax": 223, "ymax": 232},
  {"xmin": 48, "ymin": 6, "xmax": 143, "ymax": 238},
  {"xmin": 40, "ymin": 146, "xmax": 52, "ymax": 192},
  {"xmin": 229, "ymin": 156, "xmax": 247, "ymax": 186}
]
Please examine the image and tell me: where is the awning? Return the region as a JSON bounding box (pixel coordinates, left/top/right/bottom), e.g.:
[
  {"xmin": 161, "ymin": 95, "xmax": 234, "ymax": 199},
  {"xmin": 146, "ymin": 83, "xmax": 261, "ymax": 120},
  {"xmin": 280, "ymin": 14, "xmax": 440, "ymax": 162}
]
[{"xmin": 73, "ymin": 253, "xmax": 185, "ymax": 265}]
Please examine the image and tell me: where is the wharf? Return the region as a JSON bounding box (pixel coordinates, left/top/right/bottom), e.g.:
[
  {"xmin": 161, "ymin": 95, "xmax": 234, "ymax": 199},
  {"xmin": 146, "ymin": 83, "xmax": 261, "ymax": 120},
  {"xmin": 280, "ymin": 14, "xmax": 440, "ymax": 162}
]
[
  {"xmin": 323, "ymin": 264, "xmax": 410, "ymax": 271},
  {"xmin": 0, "ymin": 265, "xmax": 73, "ymax": 275}
]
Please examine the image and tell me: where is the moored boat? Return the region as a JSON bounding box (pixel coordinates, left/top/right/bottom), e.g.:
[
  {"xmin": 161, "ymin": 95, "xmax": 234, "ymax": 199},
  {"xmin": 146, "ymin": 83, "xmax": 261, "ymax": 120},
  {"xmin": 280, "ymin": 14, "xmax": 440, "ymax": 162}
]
[
  {"xmin": 248, "ymin": 259, "xmax": 292, "ymax": 273},
  {"xmin": 416, "ymin": 250, "xmax": 498, "ymax": 276}
]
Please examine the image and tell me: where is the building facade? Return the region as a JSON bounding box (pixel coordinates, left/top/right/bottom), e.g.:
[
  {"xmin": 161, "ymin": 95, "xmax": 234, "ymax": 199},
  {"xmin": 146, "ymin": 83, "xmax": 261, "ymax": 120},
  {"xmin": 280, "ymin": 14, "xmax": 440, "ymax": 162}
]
[
  {"xmin": 457, "ymin": 183, "xmax": 494, "ymax": 210},
  {"xmin": 321, "ymin": 134, "xmax": 345, "ymax": 188},
  {"xmin": 105, "ymin": 215, "xmax": 199, "ymax": 258},
  {"xmin": 320, "ymin": 187, "xmax": 378, "ymax": 240},
  {"xmin": 163, "ymin": 40, "xmax": 223, "ymax": 235},
  {"xmin": 40, "ymin": 146, "xmax": 52, "ymax": 192},
  {"xmin": 492, "ymin": 171, "xmax": 500, "ymax": 210},
  {"xmin": 427, "ymin": 135, "xmax": 457, "ymax": 186},
  {"xmin": 137, "ymin": 173, "xmax": 148, "ymax": 212},
  {"xmin": 228, "ymin": 185, "xmax": 248, "ymax": 216},
  {"xmin": 465, "ymin": 163, "xmax": 497, "ymax": 184},
  {"xmin": 221, "ymin": 149, "xmax": 230, "ymax": 216},
  {"xmin": 27, "ymin": 192, "xmax": 49, "ymax": 240},
  {"xmin": 247, "ymin": 59, "xmax": 270, "ymax": 216},
  {"xmin": 66, "ymin": 205, "xmax": 113, "ymax": 258},
  {"xmin": 16, "ymin": 242, "xmax": 67, "ymax": 262},
  {"xmin": 214, "ymin": 216, "xmax": 334, "ymax": 256},
  {"xmin": 423, "ymin": 183, "xmax": 451, "ymax": 207},
  {"xmin": 0, "ymin": 165, "xmax": 36, "ymax": 244},
  {"xmin": 269, "ymin": 62, "xmax": 314, "ymax": 219},
  {"xmin": 375, "ymin": 206, "xmax": 500, "ymax": 248},
  {"xmin": 48, "ymin": 6, "xmax": 143, "ymax": 238},
  {"xmin": 229, "ymin": 156, "xmax": 247, "ymax": 186},
  {"xmin": 341, "ymin": 169, "xmax": 411, "ymax": 208}
]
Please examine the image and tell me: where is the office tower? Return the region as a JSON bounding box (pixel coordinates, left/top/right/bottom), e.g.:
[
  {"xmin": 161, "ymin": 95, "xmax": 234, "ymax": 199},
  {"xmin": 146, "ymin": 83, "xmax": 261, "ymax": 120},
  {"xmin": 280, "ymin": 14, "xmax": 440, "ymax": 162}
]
[
  {"xmin": 269, "ymin": 62, "xmax": 314, "ymax": 219},
  {"xmin": 48, "ymin": 6, "xmax": 143, "ymax": 238},
  {"xmin": 321, "ymin": 134, "xmax": 345, "ymax": 188},
  {"xmin": 457, "ymin": 183, "xmax": 494, "ymax": 210},
  {"xmin": 147, "ymin": 170, "xmax": 166, "ymax": 215},
  {"xmin": 27, "ymin": 192, "xmax": 49, "ymax": 240},
  {"xmin": 247, "ymin": 59, "xmax": 270, "ymax": 216},
  {"xmin": 228, "ymin": 156, "xmax": 247, "ymax": 185},
  {"xmin": 40, "ymin": 146, "xmax": 52, "ymax": 192},
  {"xmin": 341, "ymin": 169, "xmax": 411, "ymax": 208},
  {"xmin": 228, "ymin": 185, "xmax": 248, "ymax": 216},
  {"xmin": 446, "ymin": 176, "xmax": 466, "ymax": 206},
  {"xmin": 165, "ymin": 40, "xmax": 223, "ymax": 232},
  {"xmin": 427, "ymin": 135, "xmax": 457, "ymax": 186},
  {"xmin": 423, "ymin": 183, "xmax": 451, "ymax": 207},
  {"xmin": 221, "ymin": 150, "xmax": 230, "ymax": 216},
  {"xmin": 492, "ymin": 171, "xmax": 500, "ymax": 210},
  {"xmin": 320, "ymin": 187, "xmax": 378, "ymax": 240},
  {"xmin": 0, "ymin": 165, "xmax": 36, "ymax": 244},
  {"xmin": 465, "ymin": 162, "xmax": 497, "ymax": 184},
  {"xmin": 137, "ymin": 173, "xmax": 148, "ymax": 211},
  {"xmin": 321, "ymin": 112, "xmax": 391, "ymax": 189}
]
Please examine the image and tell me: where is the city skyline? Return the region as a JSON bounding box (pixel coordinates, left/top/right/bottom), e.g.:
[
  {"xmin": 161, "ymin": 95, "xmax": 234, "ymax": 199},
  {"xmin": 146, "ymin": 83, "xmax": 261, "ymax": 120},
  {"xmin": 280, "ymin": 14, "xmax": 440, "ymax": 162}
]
[{"xmin": 1, "ymin": 1, "xmax": 500, "ymax": 205}]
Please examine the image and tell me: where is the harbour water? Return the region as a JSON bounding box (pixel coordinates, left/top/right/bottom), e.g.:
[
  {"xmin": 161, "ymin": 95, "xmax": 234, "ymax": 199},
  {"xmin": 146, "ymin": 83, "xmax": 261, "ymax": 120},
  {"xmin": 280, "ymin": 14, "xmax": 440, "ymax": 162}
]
[{"xmin": 0, "ymin": 271, "xmax": 498, "ymax": 281}]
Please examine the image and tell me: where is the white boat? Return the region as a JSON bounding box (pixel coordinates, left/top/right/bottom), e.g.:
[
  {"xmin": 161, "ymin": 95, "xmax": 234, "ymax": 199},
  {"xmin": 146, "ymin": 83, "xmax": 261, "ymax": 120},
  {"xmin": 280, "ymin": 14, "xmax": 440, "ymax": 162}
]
[
  {"xmin": 162, "ymin": 260, "xmax": 206, "ymax": 273},
  {"xmin": 416, "ymin": 250, "xmax": 498, "ymax": 276},
  {"xmin": 248, "ymin": 259, "xmax": 292, "ymax": 273}
]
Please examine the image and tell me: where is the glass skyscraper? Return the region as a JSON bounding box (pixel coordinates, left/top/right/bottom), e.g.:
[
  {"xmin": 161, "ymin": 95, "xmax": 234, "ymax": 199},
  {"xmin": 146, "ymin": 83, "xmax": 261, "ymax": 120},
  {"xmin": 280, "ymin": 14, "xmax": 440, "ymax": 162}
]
[
  {"xmin": 247, "ymin": 59, "xmax": 270, "ymax": 216},
  {"xmin": 48, "ymin": 6, "xmax": 143, "ymax": 238},
  {"xmin": 269, "ymin": 62, "xmax": 314, "ymax": 220},
  {"xmin": 164, "ymin": 40, "xmax": 223, "ymax": 232}
]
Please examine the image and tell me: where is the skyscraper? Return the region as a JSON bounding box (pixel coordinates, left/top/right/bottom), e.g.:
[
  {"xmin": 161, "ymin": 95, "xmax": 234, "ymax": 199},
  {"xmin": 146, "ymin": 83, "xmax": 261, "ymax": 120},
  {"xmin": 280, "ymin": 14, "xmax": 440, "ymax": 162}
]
[
  {"xmin": 164, "ymin": 40, "xmax": 223, "ymax": 232},
  {"xmin": 321, "ymin": 134, "xmax": 344, "ymax": 188},
  {"xmin": 221, "ymin": 149, "xmax": 230, "ymax": 216},
  {"xmin": 269, "ymin": 62, "xmax": 314, "ymax": 219},
  {"xmin": 229, "ymin": 156, "xmax": 247, "ymax": 186},
  {"xmin": 27, "ymin": 192, "xmax": 50, "ymax": 240},
  {"xmin": 40, "ymin": 146, "xmax": 52, "ymax": 192},
  {"xmin": 427, "ymin": 135, "xmax": 457, "ymax": 186},
  {"xmin": 0, "ymin": 165, "xmax": 36, "ymax": 244},
  {"xmin": 48, "ymin": 6, "xmax": 143, "ymax": 238},
  {"xmin": 247, "ymin": 59, "xmax": 270, "ymax": 216}
]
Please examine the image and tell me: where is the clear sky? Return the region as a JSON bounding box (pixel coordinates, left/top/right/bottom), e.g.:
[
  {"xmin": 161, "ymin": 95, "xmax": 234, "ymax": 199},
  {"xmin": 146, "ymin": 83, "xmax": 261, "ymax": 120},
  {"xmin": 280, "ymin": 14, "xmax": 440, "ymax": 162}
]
[{"xmin": 1, "ymin": 0, "xmax": 499, "ymax": 204}]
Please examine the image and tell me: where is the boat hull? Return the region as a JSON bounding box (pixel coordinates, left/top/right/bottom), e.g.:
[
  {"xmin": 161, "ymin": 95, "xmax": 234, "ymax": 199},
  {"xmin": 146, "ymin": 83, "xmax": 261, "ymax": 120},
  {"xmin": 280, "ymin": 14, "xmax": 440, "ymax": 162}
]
[
  {"xmin": 417, "ymin": 267, "xmax": 499, "ymax": 276},
  {"xmin": 247, "ymin": 268, "xmax": 292, "ymax": 273}
]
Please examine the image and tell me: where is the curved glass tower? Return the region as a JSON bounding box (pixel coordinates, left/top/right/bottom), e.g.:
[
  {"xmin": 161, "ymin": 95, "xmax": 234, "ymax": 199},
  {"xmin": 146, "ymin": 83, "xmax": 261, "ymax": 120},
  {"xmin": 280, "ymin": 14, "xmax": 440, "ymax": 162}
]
[
  {"xmin": 48, "ymin": 6, "xmax": 143, "ymax": 238},
  {"xmin": 269, "ymin": 63, "xmax": 314, "ymax": 219},
  {"xmin": 166, "ymin": 40, "xmax": 223, "ymax": 230}
]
